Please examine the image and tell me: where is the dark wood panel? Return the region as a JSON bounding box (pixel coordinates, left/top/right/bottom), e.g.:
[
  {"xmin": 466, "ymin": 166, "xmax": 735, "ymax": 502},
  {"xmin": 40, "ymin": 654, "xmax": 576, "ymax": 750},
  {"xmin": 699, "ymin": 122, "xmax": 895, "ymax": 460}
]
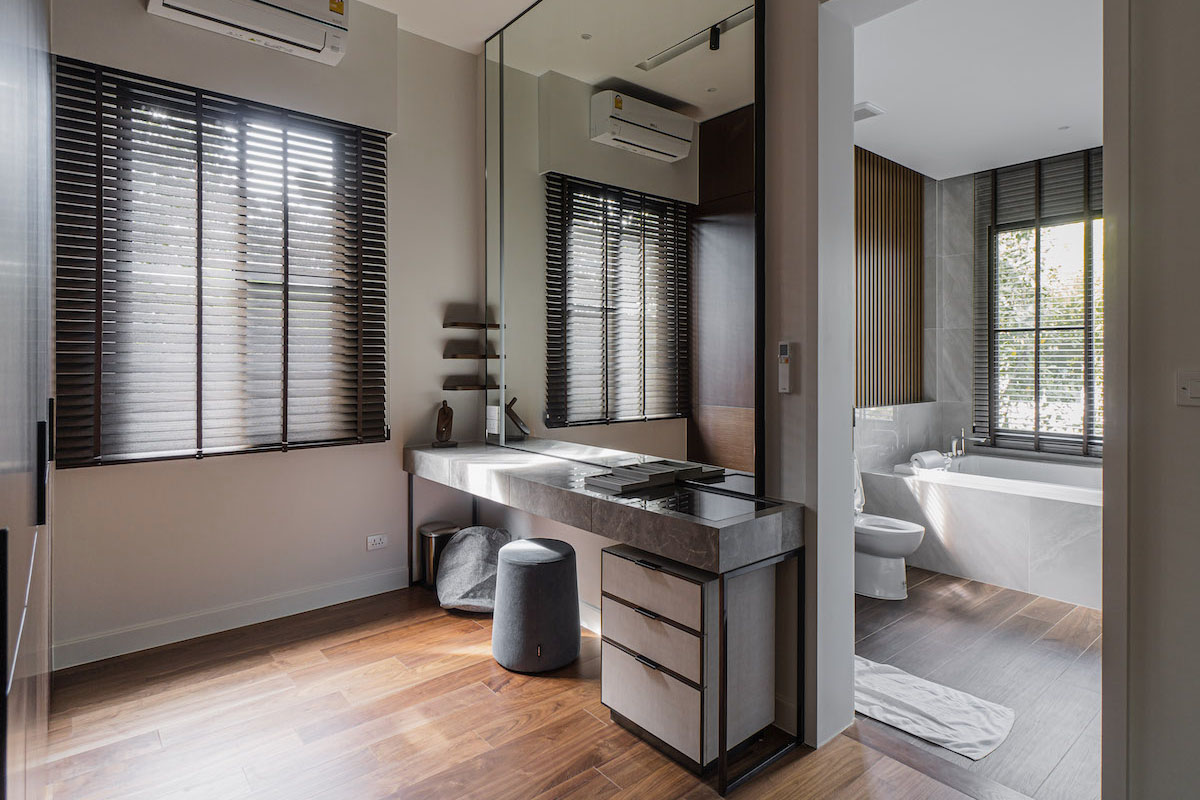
[
  {"xmin": 855, "ymin": 147, "xmax": 924, "ymax": 407},
  {"xmin": 47, "ymin": 587, "xmax": 975, "ymax": 799},
  {"xmin": 688, "ymin": 405, "xmax": 755, "ymax": 473},
  {"xmin": 690, "ymin": 193, "xmax": 755, "ymax": 410},
  {"xmin": 698, "ymin": 105, "xmax": 754, "ymax": 204}
]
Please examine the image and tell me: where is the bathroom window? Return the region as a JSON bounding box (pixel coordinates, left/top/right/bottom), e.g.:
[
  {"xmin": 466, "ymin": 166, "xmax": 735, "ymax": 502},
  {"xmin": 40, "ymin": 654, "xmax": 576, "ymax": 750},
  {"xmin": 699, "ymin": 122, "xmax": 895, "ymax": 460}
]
[
  {"xmin": 544, "ymin": 173, "xmax": 691, "ymax": 427},
  {"xmin": 52, "ymin": 58, "xmax": 389, "ymax": 466},
  {"xmin": 975, "ymin": 149, "xmax": 1103, "ymax": 456}
]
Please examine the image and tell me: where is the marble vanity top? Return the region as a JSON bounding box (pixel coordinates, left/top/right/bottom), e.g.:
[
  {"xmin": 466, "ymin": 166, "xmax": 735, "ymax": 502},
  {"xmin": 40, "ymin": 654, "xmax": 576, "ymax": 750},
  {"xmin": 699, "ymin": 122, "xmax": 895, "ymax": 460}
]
[{"xmin": 404, "ymin": 442, "xmax": 803, "ymax": 574}]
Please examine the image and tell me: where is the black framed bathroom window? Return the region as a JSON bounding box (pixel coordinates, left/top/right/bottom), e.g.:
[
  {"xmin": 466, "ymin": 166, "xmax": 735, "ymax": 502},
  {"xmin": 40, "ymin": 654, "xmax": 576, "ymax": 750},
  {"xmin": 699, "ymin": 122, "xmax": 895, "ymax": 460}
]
[
  {"xmin": 544, "ymin": 172, "xmax": 691, "ymax": 427},
  {"xmin": 973, "ymin": 148, "xmax": 1103, "ymax": 457},
  {"xmin": 53, "ymin": 58, "xmax": 389, "ymax": 467}
]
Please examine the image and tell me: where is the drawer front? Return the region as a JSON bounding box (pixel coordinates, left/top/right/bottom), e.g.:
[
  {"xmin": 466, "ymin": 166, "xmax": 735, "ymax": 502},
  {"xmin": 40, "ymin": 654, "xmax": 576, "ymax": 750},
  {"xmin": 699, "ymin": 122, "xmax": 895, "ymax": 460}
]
[
  {"xmin": 601, "ymin": 551, "xmax": 703, "ymax": 631},
  {"xmin": 601, "ymin": 595, "xmax": 702, "ymax": 685},
  {"xmin": 601, "ymin": 641, "xmax": 702, "ymax": 764}
]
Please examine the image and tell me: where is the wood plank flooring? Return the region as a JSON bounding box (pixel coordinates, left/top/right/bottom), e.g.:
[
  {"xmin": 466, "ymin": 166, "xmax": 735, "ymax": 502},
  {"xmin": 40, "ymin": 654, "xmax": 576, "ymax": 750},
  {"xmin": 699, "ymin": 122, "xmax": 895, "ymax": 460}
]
[
  {"xmin": 48, "ymin": 587, "xmax": 974, "ymax": 800},
  {"xmin": 854, "ymin": 567, "xmax": 1102, "ymax": 800}
]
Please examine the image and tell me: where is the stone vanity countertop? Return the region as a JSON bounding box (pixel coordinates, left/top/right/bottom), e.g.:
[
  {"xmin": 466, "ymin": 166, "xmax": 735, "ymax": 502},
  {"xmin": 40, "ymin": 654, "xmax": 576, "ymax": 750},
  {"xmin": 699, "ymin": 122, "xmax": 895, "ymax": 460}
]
[{"xmin": 404, "ymin": 443, "xmax": 804, "ymax": 574}]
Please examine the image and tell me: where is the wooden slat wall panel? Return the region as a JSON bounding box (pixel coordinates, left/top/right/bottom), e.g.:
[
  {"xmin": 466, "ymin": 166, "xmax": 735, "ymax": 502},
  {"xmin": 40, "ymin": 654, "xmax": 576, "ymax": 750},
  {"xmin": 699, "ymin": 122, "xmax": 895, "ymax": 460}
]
[{"xmin": 854, "ymin": 147, "xmax": 924, "ymax": 407}]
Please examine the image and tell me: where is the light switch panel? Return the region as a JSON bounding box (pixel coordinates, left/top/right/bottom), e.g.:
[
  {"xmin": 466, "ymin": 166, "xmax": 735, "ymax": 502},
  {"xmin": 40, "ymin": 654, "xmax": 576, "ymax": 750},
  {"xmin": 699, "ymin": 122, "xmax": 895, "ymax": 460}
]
[{"xmin": 1176, "ymin": 369, "xmax": 1200, "ymax": 407}]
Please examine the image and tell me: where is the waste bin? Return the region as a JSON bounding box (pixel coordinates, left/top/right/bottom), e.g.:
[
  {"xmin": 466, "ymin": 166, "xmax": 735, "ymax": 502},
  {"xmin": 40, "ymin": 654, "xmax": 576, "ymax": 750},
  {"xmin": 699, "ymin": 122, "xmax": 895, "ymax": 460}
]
[{"xmin": 418, "ymin": 521, "xmax": 462, "ymax": 587}]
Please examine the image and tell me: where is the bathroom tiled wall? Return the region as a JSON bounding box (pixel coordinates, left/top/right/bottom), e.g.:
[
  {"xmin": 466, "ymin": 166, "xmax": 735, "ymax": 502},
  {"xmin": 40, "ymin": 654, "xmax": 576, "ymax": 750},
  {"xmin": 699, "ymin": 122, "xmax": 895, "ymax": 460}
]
[{"xmin": 856, "ymin": 171, "xmax": 975, "ymax": 470}]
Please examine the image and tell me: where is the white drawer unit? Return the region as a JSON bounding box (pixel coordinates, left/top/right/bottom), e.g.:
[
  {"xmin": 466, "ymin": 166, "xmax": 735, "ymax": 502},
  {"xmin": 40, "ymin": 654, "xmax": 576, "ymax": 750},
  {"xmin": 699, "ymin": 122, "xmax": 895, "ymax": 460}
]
[{"xmin": 600, "ymin": 544, "xmax": 777, "ymax": 772}]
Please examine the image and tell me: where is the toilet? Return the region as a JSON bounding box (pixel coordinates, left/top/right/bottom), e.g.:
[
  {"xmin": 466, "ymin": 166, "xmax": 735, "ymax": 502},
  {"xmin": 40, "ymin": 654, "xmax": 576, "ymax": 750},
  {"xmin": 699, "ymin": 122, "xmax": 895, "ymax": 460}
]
[{"xmin": 854, "ymin": 457, "xmax": 925, "ymax": 600}]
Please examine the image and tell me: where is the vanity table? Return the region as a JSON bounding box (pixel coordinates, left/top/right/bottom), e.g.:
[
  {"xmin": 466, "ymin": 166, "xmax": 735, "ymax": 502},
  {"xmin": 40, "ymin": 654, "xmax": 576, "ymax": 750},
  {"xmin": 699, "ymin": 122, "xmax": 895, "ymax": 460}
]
[{"xmin": 404, "ymin": 442, "xmax": 804, "ymax": 794}]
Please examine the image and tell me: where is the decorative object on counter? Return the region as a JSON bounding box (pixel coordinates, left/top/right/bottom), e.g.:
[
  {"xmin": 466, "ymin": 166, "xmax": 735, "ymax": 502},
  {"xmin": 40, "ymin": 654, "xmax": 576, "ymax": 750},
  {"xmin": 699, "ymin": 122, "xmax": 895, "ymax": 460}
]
[
  {"xmin": 492, "ymin": 538, "xmax": 580, "ymax": 673},
  {"xmin": 505, "ymin": 396, "xmax": 532, "ymax": 436},
  {"xmin": 584, "ymin": 459, "xmax": 726, "ymax": 494},
  {"xmin": 486, "ymin": 403, "xmax": 526, "ymax": 441},
  {"xmin": 418, "ymin": 520, "xmax": 462, "ymax": 586},
  {"xmin": 436, "ymin": 525, "xmax": 513, "ymax": 612},
  {"xmin": 432, "ymin": 400, "xmax": 457, "ymax": 448},
  {"xmin": 909, "ymin": 450, "xmax": 949, "ymax": 470}
]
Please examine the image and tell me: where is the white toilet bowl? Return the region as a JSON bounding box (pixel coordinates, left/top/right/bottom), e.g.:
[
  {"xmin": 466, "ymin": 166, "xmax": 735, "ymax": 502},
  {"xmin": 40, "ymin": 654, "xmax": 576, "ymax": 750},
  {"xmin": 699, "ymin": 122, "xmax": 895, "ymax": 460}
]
[{"xmin": 854, "ymin": 514, "xmax": 925, "ymax": 600}]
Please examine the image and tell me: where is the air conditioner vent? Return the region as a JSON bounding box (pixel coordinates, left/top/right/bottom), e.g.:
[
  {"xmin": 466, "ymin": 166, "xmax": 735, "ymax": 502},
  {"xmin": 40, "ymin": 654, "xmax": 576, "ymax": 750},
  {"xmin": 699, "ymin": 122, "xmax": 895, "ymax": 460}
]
[{"xmin": 854, "ymin": 101, "xmax": 886, "ymax": 123}]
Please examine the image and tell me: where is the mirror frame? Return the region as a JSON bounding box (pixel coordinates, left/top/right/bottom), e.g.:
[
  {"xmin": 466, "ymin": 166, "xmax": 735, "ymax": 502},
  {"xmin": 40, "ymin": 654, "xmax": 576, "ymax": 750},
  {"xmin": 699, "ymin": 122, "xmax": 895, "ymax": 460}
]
[{"xmin": 484, "ymin": 0, "xmax": 766, "ymax": 495}]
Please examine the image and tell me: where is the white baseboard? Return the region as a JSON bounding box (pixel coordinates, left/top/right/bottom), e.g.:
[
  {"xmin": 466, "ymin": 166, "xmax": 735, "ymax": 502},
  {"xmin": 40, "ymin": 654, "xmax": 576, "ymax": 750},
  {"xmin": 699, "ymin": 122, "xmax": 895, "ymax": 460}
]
[
  {"xmin": 580, "ymin": 599, "xmax": 601, "ymax": 634},
  {"xmin": 52, "ymin": 567, "xmax": 410, "ymax": 670}
]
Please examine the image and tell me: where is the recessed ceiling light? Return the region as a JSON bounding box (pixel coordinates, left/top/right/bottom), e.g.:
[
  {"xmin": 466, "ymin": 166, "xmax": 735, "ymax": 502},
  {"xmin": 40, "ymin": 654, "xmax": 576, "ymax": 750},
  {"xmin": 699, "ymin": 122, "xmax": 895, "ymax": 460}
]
[
  {"xmin": 580, "ymin": 33, "xmax": 592, "ymax": 40},
  {"xmin": 706, "ymin": 87, "xmax": 717, "ymax": 93},
  {"xmin": 1058, "ymin": 125, "xmax": 1071, "ymax": 130}
]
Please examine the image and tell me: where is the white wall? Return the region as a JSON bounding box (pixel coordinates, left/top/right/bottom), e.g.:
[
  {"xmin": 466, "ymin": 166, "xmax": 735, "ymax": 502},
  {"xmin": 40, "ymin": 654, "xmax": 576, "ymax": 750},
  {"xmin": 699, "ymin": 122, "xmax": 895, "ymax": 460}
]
[
  {"xmin": 1107, "ymin": 0, "xmax": 1200, "ymax": 795},
  {"xmin": 49, "ymin": 5, "xmax": 483, "ymax": 667}
]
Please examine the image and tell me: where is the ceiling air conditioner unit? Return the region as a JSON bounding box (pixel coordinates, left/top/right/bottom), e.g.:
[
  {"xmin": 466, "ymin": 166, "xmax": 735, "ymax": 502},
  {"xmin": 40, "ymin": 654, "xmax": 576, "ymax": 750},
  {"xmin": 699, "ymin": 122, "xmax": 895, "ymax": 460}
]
[
  {"xmin": 589, "ymin": 91, "xmax": 695, "ymax": 163},
  {"xmin": 147, "ymin": 0, "xmax": 349, "ymax": 65}
]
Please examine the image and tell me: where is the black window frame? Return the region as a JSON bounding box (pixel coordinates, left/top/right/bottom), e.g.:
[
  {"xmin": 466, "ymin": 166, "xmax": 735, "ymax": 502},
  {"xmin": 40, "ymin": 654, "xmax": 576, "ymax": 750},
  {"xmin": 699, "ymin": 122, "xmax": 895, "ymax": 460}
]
[
  {"xmin": 52, "ymin": 57, "xmax": 389, "ymax": 468},
  {"xmin": 973, "ymin": 147, "xmax": 1103, "ymax": 457},
  {"xmin": 544, "ymin": 172, "xmax": 691, "ymax": 428}
]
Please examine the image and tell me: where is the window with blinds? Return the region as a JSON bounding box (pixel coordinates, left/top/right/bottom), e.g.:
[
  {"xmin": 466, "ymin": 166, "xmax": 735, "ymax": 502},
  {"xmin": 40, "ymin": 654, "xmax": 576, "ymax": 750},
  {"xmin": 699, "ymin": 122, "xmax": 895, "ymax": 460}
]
[
  {"xmin": 545, "ymin": 173, "xmax": 690, "ymax": 427},
  {"xmin": 53, "ymin": 58, "xmax": 388, "ymax": 467},
  {"xmin": 973, "ymin": 148, "xmax": 1102, "ymax": 456}
]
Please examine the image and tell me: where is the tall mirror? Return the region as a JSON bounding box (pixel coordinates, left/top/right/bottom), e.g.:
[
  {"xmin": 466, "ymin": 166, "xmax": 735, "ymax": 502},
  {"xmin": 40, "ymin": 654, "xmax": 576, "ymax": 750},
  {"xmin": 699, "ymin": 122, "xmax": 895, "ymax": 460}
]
[{"xmin": 486, "ymin": 0, "xmax": 761, "ymax": 483}]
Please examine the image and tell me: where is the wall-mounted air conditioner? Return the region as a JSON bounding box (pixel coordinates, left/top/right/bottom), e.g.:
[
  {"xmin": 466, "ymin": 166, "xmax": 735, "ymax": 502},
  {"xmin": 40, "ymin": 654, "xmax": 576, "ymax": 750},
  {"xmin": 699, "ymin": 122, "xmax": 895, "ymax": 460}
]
[
  {"xmin": 589, "ymin": 90, "xmax": 695, "ymax": 163},
  {"xmin": 147, "ymin": 0, "xmax": 349, "ymax": 66}
]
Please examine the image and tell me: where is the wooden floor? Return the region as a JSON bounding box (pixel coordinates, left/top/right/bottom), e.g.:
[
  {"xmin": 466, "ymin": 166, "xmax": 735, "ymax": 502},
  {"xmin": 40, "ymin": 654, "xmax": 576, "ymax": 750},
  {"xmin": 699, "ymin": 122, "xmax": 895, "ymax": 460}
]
[
  {"xmin": 47, "ymin": 587, "xmax": 978, "ymax": 800},
  {"xmin": 855, "ymin": 567, "xmax": 1102, "ymax": 800}
]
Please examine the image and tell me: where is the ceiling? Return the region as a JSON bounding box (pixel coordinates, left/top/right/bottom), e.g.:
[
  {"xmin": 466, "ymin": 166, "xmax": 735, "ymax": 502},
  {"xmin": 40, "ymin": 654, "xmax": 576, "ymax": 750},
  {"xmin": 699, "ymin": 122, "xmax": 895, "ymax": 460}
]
[
  {"xmin": 357, "ymin": 0, "xmax": 527, "ymax": 54},
  {"xmin": 360, "ymin": 0, "xmax": 753, "ymax": 122},
  {"xmin": 853, "ymin": 0, "xmax": 1102, "ymax": 179},
  {"xmin": 500, "ymin": 0, "xmax": 753, "ymax": 121}
]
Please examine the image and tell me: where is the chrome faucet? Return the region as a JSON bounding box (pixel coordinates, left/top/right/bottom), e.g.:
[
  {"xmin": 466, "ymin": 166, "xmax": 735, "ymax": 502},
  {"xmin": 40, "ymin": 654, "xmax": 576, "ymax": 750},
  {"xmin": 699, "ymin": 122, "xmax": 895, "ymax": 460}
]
[{"xmin": 950, "ymin": 427, "xmax": 989, "ymax": 457}]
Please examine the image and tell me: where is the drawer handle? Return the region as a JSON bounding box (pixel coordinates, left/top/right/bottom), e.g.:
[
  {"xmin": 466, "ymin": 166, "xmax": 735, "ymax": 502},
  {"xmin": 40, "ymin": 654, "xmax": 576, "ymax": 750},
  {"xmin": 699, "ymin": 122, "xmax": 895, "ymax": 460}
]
[
  {"xmin": 634, "ymin": 558, "xmax": 663, "ymax": 572},
  {"xmin": 633, "ymin": 606, "xmax": 660, "ymax": 621},
  {"xmin": 634, "ymin": 654, "xmax": 661, "ymax": 671}
]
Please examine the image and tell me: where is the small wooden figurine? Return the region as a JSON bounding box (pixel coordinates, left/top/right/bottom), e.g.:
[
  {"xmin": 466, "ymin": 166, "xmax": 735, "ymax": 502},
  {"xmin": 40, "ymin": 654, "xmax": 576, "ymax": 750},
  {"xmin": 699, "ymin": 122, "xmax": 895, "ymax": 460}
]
[{"xmin": 433, "ymin": 400, "xmax": 458, "ymax": 448}]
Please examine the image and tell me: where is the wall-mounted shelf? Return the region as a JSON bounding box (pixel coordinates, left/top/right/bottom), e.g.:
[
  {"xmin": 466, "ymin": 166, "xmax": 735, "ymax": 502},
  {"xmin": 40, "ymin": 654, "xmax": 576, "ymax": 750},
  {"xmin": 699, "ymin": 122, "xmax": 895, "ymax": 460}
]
[
  {"xmin": 443, "ymin": 343, "xmax": 501, "ymax": 360},
  {"xmin": 443, "ymin": 320, "xmax": 500, "ymax": 330},
  {"xmin": 443, "ymin": 379, "xmax": 500, "ymax": 391}
]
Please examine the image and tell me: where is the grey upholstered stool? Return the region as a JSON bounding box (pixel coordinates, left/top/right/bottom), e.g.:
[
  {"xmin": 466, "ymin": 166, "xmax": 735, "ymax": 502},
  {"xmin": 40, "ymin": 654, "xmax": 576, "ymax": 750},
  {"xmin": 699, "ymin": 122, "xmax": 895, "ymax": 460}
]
[{"xmin": 491, "ymin": 538, "xmax": 580, "ymax": 673}]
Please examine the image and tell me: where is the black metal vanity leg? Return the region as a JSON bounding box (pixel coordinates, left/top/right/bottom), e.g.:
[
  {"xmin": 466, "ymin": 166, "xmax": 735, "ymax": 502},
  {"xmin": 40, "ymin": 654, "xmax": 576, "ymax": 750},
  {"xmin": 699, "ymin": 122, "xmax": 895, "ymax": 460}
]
[
  {"xmin": 796, "ymin": 553, "xmax": 805, "ymax": 746},
  {"xmin": 718, "ymin": 572, "xmax": 729, "ymax": 795},
  {"xmin": 407, "ymin": 472, "xmax": 415, "ymax": 584}
]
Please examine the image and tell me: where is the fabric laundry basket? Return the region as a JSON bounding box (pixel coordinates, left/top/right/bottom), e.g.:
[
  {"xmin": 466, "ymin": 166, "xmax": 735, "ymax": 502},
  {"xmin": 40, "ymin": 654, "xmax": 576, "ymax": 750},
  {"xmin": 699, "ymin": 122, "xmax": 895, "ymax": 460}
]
[{"xmin": 435, "ymin": 526, "xmax": 513, "ymax": 613}]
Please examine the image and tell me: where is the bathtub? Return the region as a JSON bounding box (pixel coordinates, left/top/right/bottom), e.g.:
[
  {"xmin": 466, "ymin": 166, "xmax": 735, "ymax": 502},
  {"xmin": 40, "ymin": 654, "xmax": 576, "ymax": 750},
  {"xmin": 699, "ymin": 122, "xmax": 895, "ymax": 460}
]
[{"xmin": 862, "ymin": 453, "xmax": 1102, "ymax": 608}]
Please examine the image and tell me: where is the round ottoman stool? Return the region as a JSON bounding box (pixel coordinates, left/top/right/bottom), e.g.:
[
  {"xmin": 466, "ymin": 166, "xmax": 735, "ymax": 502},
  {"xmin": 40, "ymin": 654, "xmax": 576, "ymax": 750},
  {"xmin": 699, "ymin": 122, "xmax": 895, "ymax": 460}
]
[{"xmin": 492, "ymin": 538, "xmax": 580, "ymax": 673}]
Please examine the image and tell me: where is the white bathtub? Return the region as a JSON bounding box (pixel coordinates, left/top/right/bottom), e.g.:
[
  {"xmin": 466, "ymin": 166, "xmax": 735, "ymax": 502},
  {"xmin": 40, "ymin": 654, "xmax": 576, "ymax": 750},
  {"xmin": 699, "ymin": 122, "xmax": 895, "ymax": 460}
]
[
  {"xmin": 895, "ymin": 453, "xmax": 1101, "ymax": 505},
  {"xmin": 864, "ymin": 452, "xmax": 1102, "ymax": 608}
]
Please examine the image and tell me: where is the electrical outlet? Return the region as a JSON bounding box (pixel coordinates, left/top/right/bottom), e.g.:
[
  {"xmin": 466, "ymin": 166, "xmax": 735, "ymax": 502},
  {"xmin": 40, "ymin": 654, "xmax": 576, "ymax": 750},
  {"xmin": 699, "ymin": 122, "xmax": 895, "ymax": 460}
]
[{"xmin": 366, "ymin": 534, "xmax": 388, "ymax": 551}]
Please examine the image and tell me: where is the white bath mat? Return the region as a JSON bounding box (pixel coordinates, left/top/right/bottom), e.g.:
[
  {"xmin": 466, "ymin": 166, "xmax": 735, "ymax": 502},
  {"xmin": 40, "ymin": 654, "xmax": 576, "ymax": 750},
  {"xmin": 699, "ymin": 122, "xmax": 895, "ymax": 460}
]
[{"xmin": 854, "ymin": 656, "xmax": 1015, "ymax": 760}]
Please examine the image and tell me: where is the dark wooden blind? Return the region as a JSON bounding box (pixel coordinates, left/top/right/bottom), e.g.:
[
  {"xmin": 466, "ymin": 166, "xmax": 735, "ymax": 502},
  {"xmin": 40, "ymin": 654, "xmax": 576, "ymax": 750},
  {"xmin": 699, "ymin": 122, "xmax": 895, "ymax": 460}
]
[
  {"xmin": 973, "ymin": 147, "xmax": 1103, "ymax": 456},
  {"xmin": 545, "ymin": 173, "xmax": 690, "ymax": 427},
  {"xmin": 854, "ymin": 147, "xmax": 924, "ymax": 407},
  {"xmin": 53, "ymin": 58, "xmax": 388, "ymax": 467}
]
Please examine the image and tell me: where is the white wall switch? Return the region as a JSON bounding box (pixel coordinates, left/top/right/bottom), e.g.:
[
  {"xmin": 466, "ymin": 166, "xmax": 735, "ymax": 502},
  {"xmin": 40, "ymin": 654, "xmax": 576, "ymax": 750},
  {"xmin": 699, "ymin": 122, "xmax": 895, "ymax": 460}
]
[
  {"xmin": 1177, "ymin": 369, "xmax": 1200, "ymax": 407},
  {"xmin": 366, "ymin": 534, "xmax": 388, "ymax": 551}
]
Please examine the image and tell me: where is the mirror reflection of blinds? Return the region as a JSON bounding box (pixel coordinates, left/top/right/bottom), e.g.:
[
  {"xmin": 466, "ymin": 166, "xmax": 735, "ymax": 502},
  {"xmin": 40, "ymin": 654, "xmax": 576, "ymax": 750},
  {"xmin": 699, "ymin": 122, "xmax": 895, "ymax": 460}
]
[
  {"xmin": 973, "ymin": 147, "xmax": 1103, "ymax": 457},
  {"xmin": 545, "ymin": 173, "xmax": 690, "ymax": 427},
  {"xmin": 53, "ymin": 58, "xmax": 388, "ymax": 467}
]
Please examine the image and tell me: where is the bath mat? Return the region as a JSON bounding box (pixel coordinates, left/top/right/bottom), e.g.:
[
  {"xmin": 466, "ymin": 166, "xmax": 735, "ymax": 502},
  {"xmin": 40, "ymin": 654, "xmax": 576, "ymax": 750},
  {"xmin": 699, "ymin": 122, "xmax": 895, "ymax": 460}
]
[{"xmin": 854, "ymin": 656, "xmax": 1015, "ymax": 760}]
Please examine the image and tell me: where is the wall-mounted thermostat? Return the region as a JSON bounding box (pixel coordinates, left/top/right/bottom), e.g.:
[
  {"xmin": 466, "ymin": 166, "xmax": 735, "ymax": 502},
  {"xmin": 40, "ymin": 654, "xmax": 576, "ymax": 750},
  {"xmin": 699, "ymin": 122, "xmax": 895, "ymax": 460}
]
[{"xmin": 778, "ymin": 342, "xmax": 793, "ymax": 393}]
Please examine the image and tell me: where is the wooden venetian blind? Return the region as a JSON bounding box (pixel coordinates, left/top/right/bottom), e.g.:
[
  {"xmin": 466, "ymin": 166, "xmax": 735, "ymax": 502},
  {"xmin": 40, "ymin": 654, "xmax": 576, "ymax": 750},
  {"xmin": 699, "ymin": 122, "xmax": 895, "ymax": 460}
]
[
  {"xmin": 545, "ymin": 173, "xmax": 691, "ymax": 427},
  {"xmin": 54, "ymin": 58, "xmax": 389, "ymax": 466},
  {"xmin": 854, "ymin": 147, "xmax": 924, "ymax": 407}
]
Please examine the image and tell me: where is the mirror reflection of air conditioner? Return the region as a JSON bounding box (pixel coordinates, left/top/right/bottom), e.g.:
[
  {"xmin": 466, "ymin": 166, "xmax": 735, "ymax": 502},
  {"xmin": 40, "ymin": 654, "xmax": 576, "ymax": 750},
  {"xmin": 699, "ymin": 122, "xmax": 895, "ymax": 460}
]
[
  {"xmin": 589, "ymin": 91, "xmax": 695, "ymax": 163},
  {"xmin": 147, "ymin": 0, "xmax": 349, "ymax": 66}
]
